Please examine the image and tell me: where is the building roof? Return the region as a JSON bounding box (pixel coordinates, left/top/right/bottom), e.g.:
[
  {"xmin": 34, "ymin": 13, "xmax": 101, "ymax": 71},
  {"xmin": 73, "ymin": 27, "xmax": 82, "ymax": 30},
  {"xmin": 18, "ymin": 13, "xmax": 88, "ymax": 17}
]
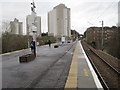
[{"xmin": 54, "ymin": 3, "xmax": 67, "ymax": 9}]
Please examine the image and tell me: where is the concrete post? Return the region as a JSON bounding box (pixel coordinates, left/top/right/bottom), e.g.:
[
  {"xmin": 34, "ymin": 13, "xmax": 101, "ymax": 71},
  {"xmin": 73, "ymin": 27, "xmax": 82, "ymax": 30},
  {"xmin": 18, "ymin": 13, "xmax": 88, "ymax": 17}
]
[{"xmin": 101, "ymin": 20, "xmax": 104, "ymax": 51}]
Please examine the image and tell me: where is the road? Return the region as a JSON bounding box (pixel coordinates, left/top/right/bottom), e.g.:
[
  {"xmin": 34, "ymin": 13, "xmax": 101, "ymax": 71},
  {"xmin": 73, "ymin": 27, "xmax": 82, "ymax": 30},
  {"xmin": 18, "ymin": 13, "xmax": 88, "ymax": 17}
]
[{"xmin": 2, "ymin": 42, "xmax": 77, "ymax": 88}]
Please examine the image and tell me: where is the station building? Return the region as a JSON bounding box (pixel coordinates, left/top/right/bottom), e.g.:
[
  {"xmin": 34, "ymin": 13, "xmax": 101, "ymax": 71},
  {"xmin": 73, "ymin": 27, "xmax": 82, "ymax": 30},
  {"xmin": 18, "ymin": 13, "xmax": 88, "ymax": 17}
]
[{"xmin": 84, "ymin": 26, "xmax": 118, "ymax": 49}]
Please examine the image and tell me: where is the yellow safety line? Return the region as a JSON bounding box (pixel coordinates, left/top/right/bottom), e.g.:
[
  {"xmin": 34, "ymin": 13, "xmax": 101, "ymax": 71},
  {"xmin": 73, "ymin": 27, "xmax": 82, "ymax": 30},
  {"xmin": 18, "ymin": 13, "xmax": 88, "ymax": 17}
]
[
  {"xmin": 83, "ymin": 69, "xmax": 89, "ymax": 77},
  {"xmin": 65, "ymin": 43, "xmax": 78, "ymax": 89}
]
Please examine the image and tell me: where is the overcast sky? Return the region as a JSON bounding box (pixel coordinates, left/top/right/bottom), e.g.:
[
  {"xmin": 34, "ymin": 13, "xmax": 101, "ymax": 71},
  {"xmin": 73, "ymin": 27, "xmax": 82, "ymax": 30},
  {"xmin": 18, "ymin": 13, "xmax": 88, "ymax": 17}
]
[{"xmin": 0, "ymin": 0, "xmax": 119, "ymax": 34}]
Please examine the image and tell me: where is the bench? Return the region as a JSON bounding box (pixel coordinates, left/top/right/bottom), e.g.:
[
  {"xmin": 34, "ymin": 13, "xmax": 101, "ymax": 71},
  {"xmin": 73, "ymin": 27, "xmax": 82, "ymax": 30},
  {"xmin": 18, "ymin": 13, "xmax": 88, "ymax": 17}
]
[{"xmin": 19, "ymin": 54, "xmax": 36, "ymax": 63}]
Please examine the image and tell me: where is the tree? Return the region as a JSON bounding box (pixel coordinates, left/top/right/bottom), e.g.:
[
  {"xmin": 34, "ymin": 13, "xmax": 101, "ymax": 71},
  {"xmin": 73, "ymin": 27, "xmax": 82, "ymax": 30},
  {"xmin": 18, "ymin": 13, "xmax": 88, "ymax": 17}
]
[
  {"xmin": 1, "ymin": 20, "xmax": 11, "ymax": 33},
  {"xmin": 116, "ymin": 23, "xmax": 120, "ymax": 59}
]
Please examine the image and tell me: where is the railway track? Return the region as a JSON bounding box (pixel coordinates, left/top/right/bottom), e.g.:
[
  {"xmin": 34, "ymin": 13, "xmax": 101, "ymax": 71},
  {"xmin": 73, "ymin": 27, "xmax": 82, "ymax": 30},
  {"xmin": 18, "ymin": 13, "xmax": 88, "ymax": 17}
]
[{"xmin": 81, "ymin": 41, "xmax": 119, "ymax": 90}]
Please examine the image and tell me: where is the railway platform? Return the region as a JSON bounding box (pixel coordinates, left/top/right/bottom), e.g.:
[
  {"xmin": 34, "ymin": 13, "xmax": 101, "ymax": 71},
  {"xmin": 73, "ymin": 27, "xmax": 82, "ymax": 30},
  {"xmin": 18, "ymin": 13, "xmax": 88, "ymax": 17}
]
[
  {"xmin": 65, "ymin": 41, "xmax": 103, "ymax": 89},
  {"xmin": 2, "ymin": 41, "xmax": 104, "ymax": 89}
]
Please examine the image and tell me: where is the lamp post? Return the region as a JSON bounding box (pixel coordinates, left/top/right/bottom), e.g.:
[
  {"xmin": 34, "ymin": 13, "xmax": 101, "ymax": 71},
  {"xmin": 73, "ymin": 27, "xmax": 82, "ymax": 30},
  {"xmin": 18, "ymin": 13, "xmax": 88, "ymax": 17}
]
[
  {"xmin": 100, "ymin": 20, "xmax": 104, "ymax": 51},
  {"xmin": 31, "ymin": 0, "xmax": 37, "ymax": 56}
]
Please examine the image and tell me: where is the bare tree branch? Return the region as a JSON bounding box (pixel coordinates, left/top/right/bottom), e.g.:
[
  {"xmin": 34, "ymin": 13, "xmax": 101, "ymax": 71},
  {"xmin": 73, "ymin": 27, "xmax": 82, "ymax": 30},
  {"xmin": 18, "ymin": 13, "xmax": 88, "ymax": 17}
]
[{"xmin": 2, "ymin": 20, "xmax": 11, "ymax": 33}]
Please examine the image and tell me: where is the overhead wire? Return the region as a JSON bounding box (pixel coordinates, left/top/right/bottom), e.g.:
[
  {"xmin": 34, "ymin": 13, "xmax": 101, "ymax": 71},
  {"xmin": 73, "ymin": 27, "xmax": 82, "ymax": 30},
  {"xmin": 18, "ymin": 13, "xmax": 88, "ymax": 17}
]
[
  {"xmin": 96, "ymin": 0, "xmax": 118, "ymax": 20},
  {"xmin": 86, "ymin": 0, "xmax": 118, "ymax": 26}
]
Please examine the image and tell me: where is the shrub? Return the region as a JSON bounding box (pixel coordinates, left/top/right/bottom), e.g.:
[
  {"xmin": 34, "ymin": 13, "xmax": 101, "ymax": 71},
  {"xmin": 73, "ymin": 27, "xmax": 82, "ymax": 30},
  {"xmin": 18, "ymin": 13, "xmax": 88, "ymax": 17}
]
[{"xmin": 2, "ymin": 33, "xmax": 56, "ymax": 54}]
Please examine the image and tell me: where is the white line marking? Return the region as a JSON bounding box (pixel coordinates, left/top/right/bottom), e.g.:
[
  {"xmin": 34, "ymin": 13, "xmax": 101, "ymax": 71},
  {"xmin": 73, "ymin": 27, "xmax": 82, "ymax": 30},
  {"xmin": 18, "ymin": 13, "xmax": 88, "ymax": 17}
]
[
  {"xmin": 0, "ymin": 48, "xmax": 29, "ymax": 56},
  {"xmin": 79, "ymin": 41, "xmax": 103, "ymax": 89}
]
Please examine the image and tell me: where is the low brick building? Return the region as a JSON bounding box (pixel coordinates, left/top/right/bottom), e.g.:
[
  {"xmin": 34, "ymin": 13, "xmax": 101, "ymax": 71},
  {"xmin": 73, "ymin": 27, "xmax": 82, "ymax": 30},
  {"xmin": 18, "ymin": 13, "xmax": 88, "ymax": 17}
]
[{"xmin": 84, "ymin": 26, "xmax": 118, "ymax": 49}]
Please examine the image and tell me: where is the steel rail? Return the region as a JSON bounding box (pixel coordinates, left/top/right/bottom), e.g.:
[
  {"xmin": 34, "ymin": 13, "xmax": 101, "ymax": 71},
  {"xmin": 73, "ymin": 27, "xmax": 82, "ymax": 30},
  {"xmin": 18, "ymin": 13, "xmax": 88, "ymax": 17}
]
[
  {"xmin": 86, "ymin": 43, "xmax": 120, "ymax": 75},
  {"xmin": 85, "ymin": 50, "xmax": 109, "ymax": 90},
  {"xmin": 82, "ymin": 41, "xmax": 119, "ymax": 89}
]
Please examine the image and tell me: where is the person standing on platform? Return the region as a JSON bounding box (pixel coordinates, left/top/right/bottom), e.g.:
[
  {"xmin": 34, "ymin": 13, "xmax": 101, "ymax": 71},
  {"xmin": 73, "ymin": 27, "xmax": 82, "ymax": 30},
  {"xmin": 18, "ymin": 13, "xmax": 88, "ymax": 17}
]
[
  {"xmin": 30, "ymin": 40, "xmax": 36, "ymax": 56},
  {"xmin": 48, "ymin": 40, "xmax": 51, "ymax": 47}
]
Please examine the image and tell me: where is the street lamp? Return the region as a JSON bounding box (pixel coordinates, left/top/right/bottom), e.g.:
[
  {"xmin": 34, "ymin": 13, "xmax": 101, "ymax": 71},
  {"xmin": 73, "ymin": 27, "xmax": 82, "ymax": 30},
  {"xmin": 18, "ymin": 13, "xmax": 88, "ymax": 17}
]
[{"xmin": 30, "ymin": 0, "xmax": 37, "ymax": 56}]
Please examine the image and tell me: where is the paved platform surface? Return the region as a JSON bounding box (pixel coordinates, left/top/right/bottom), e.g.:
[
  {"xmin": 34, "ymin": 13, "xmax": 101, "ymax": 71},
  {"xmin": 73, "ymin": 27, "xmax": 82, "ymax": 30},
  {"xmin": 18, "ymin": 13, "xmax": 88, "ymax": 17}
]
[
  {"xmin": 78, "ymin": 41, "xmax": 97, "ymax": 88},
  {"xmin": 2, "ymin": 41, "xmax": 103, "ymax": 89},
  {"xmin": 2, "ymin": 42, "xmax": 76, "ymax": 88},
  {"xmin": 65, "ymin": 41, "xmax": 103, "ymax": 89}
]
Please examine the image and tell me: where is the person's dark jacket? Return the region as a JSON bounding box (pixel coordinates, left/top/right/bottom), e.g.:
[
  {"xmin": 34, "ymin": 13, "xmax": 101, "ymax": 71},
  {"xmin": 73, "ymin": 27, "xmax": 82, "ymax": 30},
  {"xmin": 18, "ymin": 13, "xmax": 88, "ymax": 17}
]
[{"xmin": 30, "ymin": 41, "xmax": 35, "ymax": 49}]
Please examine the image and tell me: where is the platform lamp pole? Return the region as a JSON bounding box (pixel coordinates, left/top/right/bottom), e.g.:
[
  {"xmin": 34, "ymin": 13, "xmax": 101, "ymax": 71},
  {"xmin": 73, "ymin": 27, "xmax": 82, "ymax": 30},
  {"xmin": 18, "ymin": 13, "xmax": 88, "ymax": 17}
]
[
  {"xmin": 101, "ymin": 20, "xmax": 104, "ymax": 51},
  {"xmin": 31, "ymin": 0, "xmax": 37, "ymax": 56}
]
